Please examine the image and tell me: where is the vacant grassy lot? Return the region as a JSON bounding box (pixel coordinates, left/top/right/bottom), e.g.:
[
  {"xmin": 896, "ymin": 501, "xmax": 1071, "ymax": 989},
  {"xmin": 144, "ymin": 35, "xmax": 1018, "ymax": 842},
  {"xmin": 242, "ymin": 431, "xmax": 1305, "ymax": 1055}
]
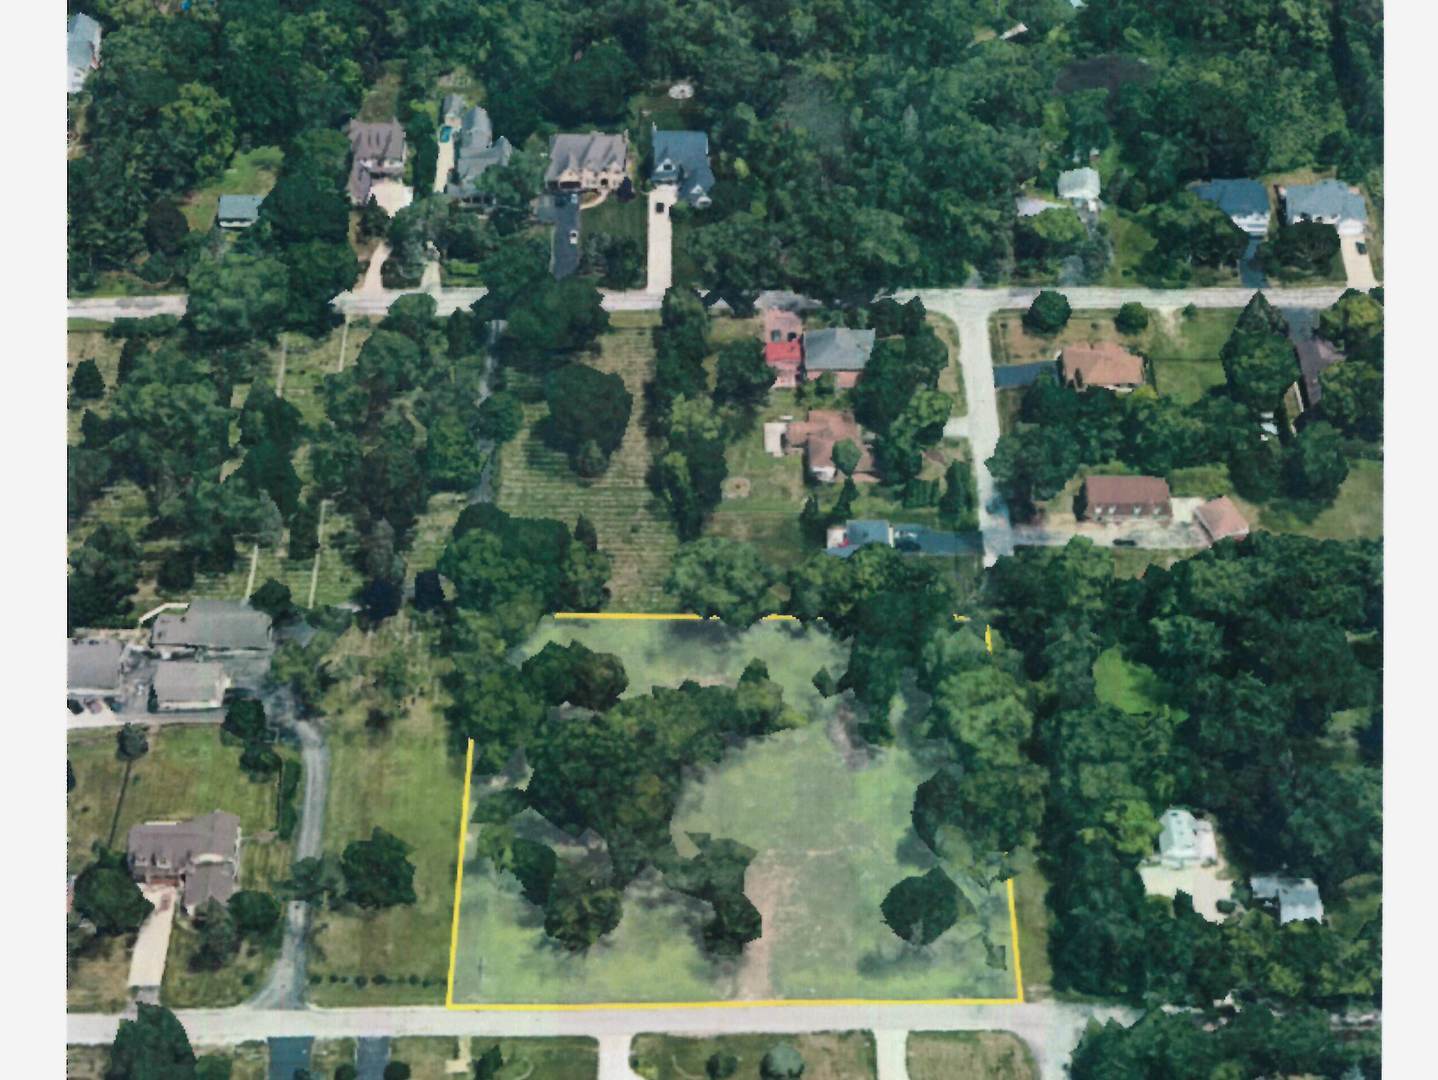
[
  {"xmin": 1099, "ymin": 208, "xmax": 1158, "ymax": 286},
  {"xmin": 453, "ymin": 620, "xmax": 1017, "ymax": 1005},
  {"xmin": 68, "ymin": 1043, "xmax": 268, "ymax": 1080},
  {"xmin": 633, "ymin": 1033, "xmax": 876, "ymax": 1080},
  {"xmin": 1240, "ymin": 457, "xmax": 1382, "ymax": 542},
  {"xmin": 307, "ymin": 618, "xmax": 465, "ymax": 1005},
  {"xmin": 180, "ymin": 146, "xmax": 283, "ymax": 231},
  {"xmin": 388, "ymin": 1036, "xmax": 598, "ymax": 1080},
  {"xmin": 67, "ymin": 932, "xmax": 132, "ymax": 1013},
  {"xmin": 67, "ymin": 330, "xmax": 124, "ymax": 446},
  {"xmin": 495, "ymin": 312, "xmax": 680, "ymax": 610},
  {"xmin": 1008, "ymin": 849, "xmax": 1052, "ymax": 1001},
  {"xmin": 161, "ymin": 920, "xmax": 278, "ymax": 1008},
  {"xmin": 907, "ymin": 1032, "xmax": 1037, "ymax": 1080}
]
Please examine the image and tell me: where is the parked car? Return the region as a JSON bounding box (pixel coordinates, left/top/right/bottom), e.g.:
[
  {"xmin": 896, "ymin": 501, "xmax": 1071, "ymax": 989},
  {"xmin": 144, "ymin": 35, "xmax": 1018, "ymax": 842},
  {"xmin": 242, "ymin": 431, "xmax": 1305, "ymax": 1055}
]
[
  {"xmin": 1112, "ymin": 538, "xmax": 1138, "ymax": 547},
  {"xmin": 568, "ymin": 229, "xmax": 580, "ymax": 245},
  {"xmin": 439, "ymin": 125, "xmax": 452, "ymax": 142},
  {"xmin": 1356, "ymin": 241, "xmax": 1367, "ymax": 255}
]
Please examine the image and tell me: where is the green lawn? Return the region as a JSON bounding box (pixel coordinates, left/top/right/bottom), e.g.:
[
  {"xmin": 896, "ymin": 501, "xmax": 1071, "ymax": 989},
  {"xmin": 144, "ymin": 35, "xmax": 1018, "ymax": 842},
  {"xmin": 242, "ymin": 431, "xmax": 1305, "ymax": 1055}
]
[
  {"xmin": 70, "ymin": 1043, "xmax": 269, "ymax": 1080},
  {"xmin": 991, "ymin": 308, "xmax": 1237, "ymax": 370},
  {"xmin": 1008, "ymin": 849, "xmax": 1052, "ymax": 1001},
  {"xmin": 389, "ymin": 1037, "xmax": 598, "ymax": 1080},
  {"xmin": 495, "ymin": 312, "xmax": 680, "ymax": 610},
  {"xmin": 1099, "ymin": 208, "xmax": 1158, "ymax": 285},
  {"xmin": 68, "ymin": 330, "xmax": 123, "ymax": 446},
  {"xmin": 907, "ymin": 1032, "xmax": 1037, "ymax": 1080},
  {"xmin": 452, "ymin": 620, "xmax": 1018, "ymax": 1006},
  {"xmin": 929, "ymin": 312, "xmax": 967, "ymax": 417},
  {"xmin": 180, "ymin": 146, "xmax": 283, "ymax": 231},
  {"xmin": 584, "ymin": 193, "xmax": 647, "ymax": 244},
  {"xmin": 307, "ymin": 616, "xmax": 466, "ymax": 1005},
  {"xmin": 1092, "ymin": 646, "xmax": 1167, "ymax": 715},
  {"xmin": 160, "ymin": 922, "xmax": 279, "ymax": 1008},
  {"xmin": 632, "ymin": 1033, "xmax": 876, "ymax": 1080},
  {"xmin": 1242, "ymin": 457, "xmax": 1383, "ymax": 542}
]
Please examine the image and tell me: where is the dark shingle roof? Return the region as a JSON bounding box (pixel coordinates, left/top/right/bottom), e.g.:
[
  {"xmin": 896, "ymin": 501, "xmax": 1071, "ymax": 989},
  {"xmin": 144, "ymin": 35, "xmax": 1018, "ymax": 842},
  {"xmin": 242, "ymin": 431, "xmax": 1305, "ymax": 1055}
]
[
  {"xmin": 68, "ymin": 638, "xmax": 125, "ymax": 693},
  {"xmin": 1192, "ymin": 179, "xmax": 1269, "ymax": 219},
  {"xmin": 803, "ymin": 328, "xmax": 875, "ymax": 372},
  {"xmin": 151, "ymin": 600, "xmax": 272, "ymax": 652},
  {"xmin": 151, "ymin": 661, "xmax": 228, "ymax": 705},
  {"xmin": 652, "ymin": 129, "xmax": 715, "ymax": 205}
]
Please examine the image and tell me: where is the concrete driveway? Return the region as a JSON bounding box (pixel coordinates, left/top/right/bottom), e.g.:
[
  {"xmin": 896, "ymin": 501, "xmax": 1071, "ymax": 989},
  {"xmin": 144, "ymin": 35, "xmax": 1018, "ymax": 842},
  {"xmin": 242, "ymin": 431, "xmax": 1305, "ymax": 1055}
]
[
  {"xmin": 1341, "ymin": 236, "xmax": 1378, "ymax": 290},
  {"xmin": 647, "ymin": 183, "xmax": 678, "ymax": 295},
  {"xmin": 369, "ymin": 179, "xmax": 413, "ymax": 215},
  {"xmin": 127, "ymin": 885, "xmax": 178, "ymax": 992},
  {"xmin": 433, "ymin": 132, "xmax": 454, "ymax": 195}
]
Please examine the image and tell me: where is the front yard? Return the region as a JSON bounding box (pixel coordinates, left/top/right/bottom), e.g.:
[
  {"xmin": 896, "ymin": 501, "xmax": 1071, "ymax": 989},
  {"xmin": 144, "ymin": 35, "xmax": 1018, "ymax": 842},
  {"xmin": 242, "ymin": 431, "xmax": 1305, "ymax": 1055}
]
[
  {"xmin": 632, "ymin": 1033, "xmax": 876, "ymax": 1080},
  {"xmin": 990, "ymin": 308, "xmax": 1238, "ymax": 373}
]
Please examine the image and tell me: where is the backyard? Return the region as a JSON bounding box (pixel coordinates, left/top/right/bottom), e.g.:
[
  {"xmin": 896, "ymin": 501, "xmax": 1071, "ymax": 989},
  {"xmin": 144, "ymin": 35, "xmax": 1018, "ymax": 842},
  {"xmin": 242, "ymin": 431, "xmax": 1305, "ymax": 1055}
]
[
  {"xmin": 494, "ymin": 312, "xmax": 680, "ymax": 610},
  {"xmin": 450, "ymin": 619, "xmax": 1019, "ymax": 1006},
  {"xmin": 180, "ymin": 145, "xmax": 284, "ymax": 232},
  {"xmin": 632, "ymin": 1033, "xmax": 877, "ymax": 1080}
]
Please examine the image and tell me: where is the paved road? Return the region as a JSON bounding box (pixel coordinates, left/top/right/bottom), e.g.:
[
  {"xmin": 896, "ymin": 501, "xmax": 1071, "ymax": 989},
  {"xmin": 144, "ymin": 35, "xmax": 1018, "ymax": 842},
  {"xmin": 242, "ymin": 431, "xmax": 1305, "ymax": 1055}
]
[
  {"xmin": 249, "ymin": 717, "xmax": 329, "ymax": 1009},
  {"xmin": 68, "ymin": 295, "xmax": 187, "ymax": 321},
  {"xmin": 68, "ymin": 1002, "xmax": 1136, "ymax": 1080}
]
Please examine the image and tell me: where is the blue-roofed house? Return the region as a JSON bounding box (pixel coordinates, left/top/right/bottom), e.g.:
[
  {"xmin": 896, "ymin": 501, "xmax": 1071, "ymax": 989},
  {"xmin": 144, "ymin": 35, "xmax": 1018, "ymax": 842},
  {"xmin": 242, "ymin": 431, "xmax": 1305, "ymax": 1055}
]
[
  {"xmin": 1280, "ymin": 180, "xmax": 1368, "ymax": 237},
  {"xmin": 1192, "ymin": 179, "xmax": 1271, "ymax": 236},
  {"xmin": 67, "ymin": 13, "xmax": 102, "ymax": 95},
  {"xmin": 217, "ymin": 194, "xmax": 265, "ymax": 229},
  {"xmin": 650, "ymin": 128, "xmax": 715, "ymax": 208}
]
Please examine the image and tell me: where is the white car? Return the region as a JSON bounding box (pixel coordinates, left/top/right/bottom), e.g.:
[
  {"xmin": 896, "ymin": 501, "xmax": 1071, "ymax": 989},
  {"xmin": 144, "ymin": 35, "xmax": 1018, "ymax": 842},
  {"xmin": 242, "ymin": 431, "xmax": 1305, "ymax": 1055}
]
[{"xmin": 568, "ymin": 229, "xmax": 579, "ymax": 244}]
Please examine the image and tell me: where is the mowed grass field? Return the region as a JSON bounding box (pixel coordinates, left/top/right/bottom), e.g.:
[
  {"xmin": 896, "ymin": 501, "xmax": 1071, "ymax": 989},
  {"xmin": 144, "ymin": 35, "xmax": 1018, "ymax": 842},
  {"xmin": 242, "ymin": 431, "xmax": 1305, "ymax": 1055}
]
[
  {"xmin": 452, "ymin": 620, "xmax": 1017, "ymax": 1005},
  {"xmin": 68, "ymin": 1043, "xmax": 268, "ymax": 1080},
  {"xmin": 907, "ymin": 1032, "xmax": 1038, "ymax": 1080},
  {"xmin": 180, "ymin": 146, "xmax": 283, "ymax": 232},
  {"xmin": 495, "ymin": 312, "xmax": 680, "ymax": 610},
  {"xmin": 632, "ymin": 1032, "xmax": 876, "ymax": 1080},
  {"xmin": 307, "ymin": 616, "xmax": 467, "ymax": 1005},
  {"xmin": 388, "ymin": 1037, "xmax": 598, "ymax": 1080},
  {"xmin": 66, "ymin": 726, "xmax": 296, "ymax": 1010}
]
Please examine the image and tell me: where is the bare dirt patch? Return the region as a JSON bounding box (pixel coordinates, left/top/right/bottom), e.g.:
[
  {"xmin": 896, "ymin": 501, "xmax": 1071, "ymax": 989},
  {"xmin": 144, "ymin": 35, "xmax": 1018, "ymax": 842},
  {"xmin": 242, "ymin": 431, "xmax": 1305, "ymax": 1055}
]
[{"xmin": 735, "ymin": 853, "xmax": 797, "ymax": 1000}]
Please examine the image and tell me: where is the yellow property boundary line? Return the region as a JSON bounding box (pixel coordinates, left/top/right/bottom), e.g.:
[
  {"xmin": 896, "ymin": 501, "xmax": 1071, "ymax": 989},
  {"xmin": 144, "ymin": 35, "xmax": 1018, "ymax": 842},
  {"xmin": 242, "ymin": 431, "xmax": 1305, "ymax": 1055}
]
[{"xmin": 444, "ymin": 612, "xmax": 1023, "ymax": 1010}]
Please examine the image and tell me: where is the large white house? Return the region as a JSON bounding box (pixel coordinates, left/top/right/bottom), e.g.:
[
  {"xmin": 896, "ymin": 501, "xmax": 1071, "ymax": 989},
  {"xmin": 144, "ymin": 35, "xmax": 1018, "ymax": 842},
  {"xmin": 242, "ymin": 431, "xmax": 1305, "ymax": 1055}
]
[{"xmin": 1156, "ymin": 807, "xmax": 1219, "ymax": 869}]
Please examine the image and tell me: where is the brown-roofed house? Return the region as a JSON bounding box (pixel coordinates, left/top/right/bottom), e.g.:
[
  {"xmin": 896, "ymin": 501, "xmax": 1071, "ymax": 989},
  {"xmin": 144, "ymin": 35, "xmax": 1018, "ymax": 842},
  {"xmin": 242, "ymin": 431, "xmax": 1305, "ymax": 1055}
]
[
  {"xmin": 1079, "ymin": 475, "xmax": 1172, "ymax": 522},
  {"xmin": 1061, "ymin": 342, "xmax": 1146, "ymax": 392},
  {"xmin": 344, "ymin": 119, "xmax": 407, "ymax": 205},
  {"xmin": 783, "ymin": 410, "xmax": 876, "ymax": 484},
  {"xmin": 127, "ymin": 811, "xmax": 242, "ymax": 915},
  {"xmin": 1194, "ymin": 496, "xmax": 1250, "ymax": 545}
]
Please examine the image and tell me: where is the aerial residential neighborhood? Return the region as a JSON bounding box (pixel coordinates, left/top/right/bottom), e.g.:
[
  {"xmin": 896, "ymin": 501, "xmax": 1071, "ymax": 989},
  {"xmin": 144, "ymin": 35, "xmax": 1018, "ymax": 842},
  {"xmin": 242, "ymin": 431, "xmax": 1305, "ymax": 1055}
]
[{"xmin": 58, "ymin": 3, "xmax": 1398, "ymax": 1079}]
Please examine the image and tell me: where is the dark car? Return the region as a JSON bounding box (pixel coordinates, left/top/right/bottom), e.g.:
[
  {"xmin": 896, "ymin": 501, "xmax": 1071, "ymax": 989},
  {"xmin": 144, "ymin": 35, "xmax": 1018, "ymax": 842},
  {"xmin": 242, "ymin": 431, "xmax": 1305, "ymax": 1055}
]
[{"xmin": 1112, "ymin": 538, "xmax": 1138, "ymax": 548}]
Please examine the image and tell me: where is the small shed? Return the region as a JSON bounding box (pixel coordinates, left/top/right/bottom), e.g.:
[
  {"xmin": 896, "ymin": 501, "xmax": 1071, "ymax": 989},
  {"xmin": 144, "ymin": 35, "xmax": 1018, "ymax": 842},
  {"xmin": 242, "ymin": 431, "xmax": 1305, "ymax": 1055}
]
[
  {"xmin": 1194, "ymin": 497, "xmax": 1249, "ymax": 546},
  {"xmin": 217, "ymin": 194, "xmax": 265, "ymax": 229}
]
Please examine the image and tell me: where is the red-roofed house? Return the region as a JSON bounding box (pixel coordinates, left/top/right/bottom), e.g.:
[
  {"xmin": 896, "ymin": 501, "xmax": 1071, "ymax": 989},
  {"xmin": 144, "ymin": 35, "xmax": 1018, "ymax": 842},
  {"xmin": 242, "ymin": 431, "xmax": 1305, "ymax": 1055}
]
[
  {"xmin": 765, "ymin": 340, "xmax": 803, "ymax": 388},
  {"xmin": 1194, "ymin": 497, "xmax": 1249, "ymax": 545},
  {"xmin": 1061, "ymin": 342, "xmax": 1146, "ymax": 392},
  {"xmin": 1079, "ymin": 475, "xmax": 1172, "ymax": 522}
]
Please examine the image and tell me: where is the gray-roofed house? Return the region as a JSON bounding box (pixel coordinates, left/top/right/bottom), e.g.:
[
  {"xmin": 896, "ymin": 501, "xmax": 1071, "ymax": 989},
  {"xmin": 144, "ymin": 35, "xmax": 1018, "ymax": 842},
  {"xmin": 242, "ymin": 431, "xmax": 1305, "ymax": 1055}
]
[
  {"xmin": 801, "ymin": 328, "xmax": 876, "ymax": 389},
  {"xmin": 446, "ymin": 105, "xmax": 515, "ymax": 206},
  {"xmin": 68, "ymin": 638, "xmax": 126, "ymax": 698},
  {"xmin": 67, "ymin": 13, "xmax": 102, "ymax": 95},
  {"xmin": 650, "ymin": 128, "xmax": 715, "ymax": 208},
  {"xmin": 150, "ymin": 600, "xmax": 273, "ymax": 657},
  {"xmin": 343, "ymin": 119, "xmax": 407, "ymax": 205},
  {"xmin": 1280, "ymin": 180, "xmax": 1368, "ymax": 236},
  {"xmin": 440, "ymin": 94, "xmax": 468, "ymax": 127},
  {"xmin": 1250, "ymin": 875, "xmax": 1325, "ymax": 925},
  {"xmin": 151, "ymin": 660, "xmax": 231, "ymax": 711},
  {"xmin": 127, "ymin": 811, "xmax": 242, "ymax": 914},
  {"xmin": 216, "ymin": 194, "xmax": 265, "ymax": 230},
  {"xmin": 1058, "ymin": 167, "xmax": 1101, "ymax": 211},
  {"xmin": 1192, "ymin": 179, "xmax": 1271, "ymax": 236},
  {"xmin": 545, "ymin": 132, "xmax": 629, "ymax": 193},
  {"xmin": 1294, "ymin": 338, "xmax": 1346, "ymax": 412}
]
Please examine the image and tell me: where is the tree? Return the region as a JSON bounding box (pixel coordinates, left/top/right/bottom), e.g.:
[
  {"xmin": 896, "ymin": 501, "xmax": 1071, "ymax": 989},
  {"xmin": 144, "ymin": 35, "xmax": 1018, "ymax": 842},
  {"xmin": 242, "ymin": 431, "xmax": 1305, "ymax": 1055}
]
[
  {"xmin": 196, "ymin": 1056, "xmax": 233, "ymax": 1080},
  {"xmin": 248, "ymin": 580, "xmax": 296, "ymax": 624},
  {"xmin": 382, "ymin": 1064, "xmax": 411, "ymax": 1080},
  {"xmin": 1223, "ymin": 334, "xmax": 1299, "ymax": 414},
  {"xmin": 759, "ymin": 1043, "xmax": 806, "ymax": 1080},
  {"xmin": 228, "ymin": 890, "xmax": 281, "ymax": 940},
  {"xmin": 1143, "ymin": 192, "xmax": 1248, "ymax": 278},
  {"xmin": 472, "ymin": 1045, "xmax": 505, "ymax": 1080},
  {"xmin": 340, "ymin": 828, "xmax": 417, "ymax": 909},
  {"xmin": 1282, "ymin": 421, "xmax": 1350, "ymax": 502},
  {"xmin": 145, "ymin": 200, "xmax": 190, "ymax": 256},
  {"xmin": 501, "ymin": 278, "xmax": 610, "ymax": 373},
  {"xmin": 831, "ymin": 439, "xmax": 862, "ymax": 479},
  {"xmin": 542, "ymin": 867, "xmax": 623, "ymax": 951},
  {"xmin": 521, "ymin": 640, "xmax": 628, "ymax": 711},
  {"xmin": 939, "ymin": 460, "xmax": 977, "ymax": 528},
  {"xmin": 1264, "ymin": 220, "xmax": 1340, "ymax": 276},
  {"xmin": 74, "ymin": 856, "xmax": 153, "ymax": 936},
  {"xmin": 239, "ymin": 742, "xmax": 282, "ymax": 779},
  {"xmin": 192, "ymin": 898, "xmax": 239, "ymax": 971},
  {"xmin": 71, "ymin": 359, "xmax": 107, "ymax": 405},
  {"xmin": 68, "ymin": 523, "xmax": 141, "ymax": 630},
  {"xmin": 665, "ymin": 539, "xmax": 777, "ymax": 625},
  {"xmin": 542, "ymin": 40, "xmax": 634, "ymax": 125},
  {"xmin": 117, "ymin": 723, "xmax": 149, "ymax": 762},
  {"xmin": 1014, "ymin": 206, "xmax": 1085, "ymax": 268},
  {"xmin": 106, "ymin": 1003, "xmax": 196, "ymax": 1079},
  {"xmin": 1318, "ymin": 288, "xmax": 1383, "ymax": 360},
  {"xmin": 881, "ymin": 867, "xmax": 965, "ymax": 946},
  {"xmin": 156, "ymin": 83, "xmax": 238, "ymax": 190},
  {"xmin": 543, "ymin": 364, "xmax": 633, "ymax": 471},
  {"xmin": 281, "ymin": 240, "xmax": 359, "ymax": 335},
  {"xmin": 475, "ymin": 392, "xmax": 524, "ymax": 444},
  {"xmin": 705, "ymin": 1052, "xmax": 739, "ymax": 1079},
  {"xmin": 186, "ymin": 251, "xmax": 290, "ymax": 345},
  {"xmin": 1115, "ymin": 303, "xmax": 1150, "ymax": 335},
  {"xmin": 713, "ymin": 339, "xmax": 773, "ymax": 407},
  {"xmin": 223, "ymin": 699, "xmax": 273, "ymax": 745},
  {"xmin": 511, "ymin": 839, "xmax": 558, "ymax": 907},
  {"xmin": 1023, "ymin": 290, "xmax": 1071, "ymax": 334},
  {"xmin": 1316, "ymin": 359, "xmax": 1382, "ymax": 440},
  {"xmin": 158, "ymin": 549, "xmax": 197, "ymax": 592}
]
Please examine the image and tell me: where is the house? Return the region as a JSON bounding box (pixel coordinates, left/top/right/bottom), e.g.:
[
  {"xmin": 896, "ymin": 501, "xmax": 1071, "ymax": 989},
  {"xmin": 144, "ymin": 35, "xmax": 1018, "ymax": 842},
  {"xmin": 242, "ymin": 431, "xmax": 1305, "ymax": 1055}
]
[
  {"xmin": 650, "ymin": 128, "xmax": 715, "ymax": 208},
  {"xmin": 1015, "ymin": 195, "xmax": 1063, "ymax": 218},
  {"xmin": 1060, "ymin": 342, "xmax": 1146, "ymax": 391},
  {"xmin": 68, "ymin": 638, "xmax": 126, "ymax": 698},
  {"xmin": 151, "ymin": 661, "xmax": 231, "ymax": 711},
  {"xmin": 826, "ymin": 520, "xmax": 894, "ymax": 555},
  {"xmin": 1156, "ymin": 808, "xmax": 1219, "ymax": 869},
  {"xmin": 1294, "ymin": 338, "xmax": 1346, "ymax": 412},
  {"xmin": 783, "ymin": 410, "xmax": 876, "ymax": 484},
  {"xmin": 216, "ymin": 194, "xmax": 265, "ymax": 230},
  {"xmin": 127, "ymin": 811, "xmax": 242, "ymax": 915},
  {"xmin": 761, "ymin": 309, "xmax": 804, "ymax": 387},
  {"xmin": 343, "ymin": 120, "xmax": 407, "ymax": 205},
  {"xmin": 1250, "ymin": 875, "xmax": 1325, "ymax": 925},
  {"xmin": 1194, "ymin": 497, "xmax": 1249, "ymax": 546},
  {"xmin": 544, "ymin": 132, "xmax": 629, "ymax": 193},
  {"xmin": 446, "ymin": 105, "xmax": 514, "ymax": 206},
  {"xmin": 1280, "ymin": 180, "xmax": 1368, "ymax": 237},
  {"xmin": 67, "ymin": 13, "xmax": 102, "ymax": 95},
  {"xmin": 801, "ymin": 328, "xmax": 876, "ymax": 389},
  {"xmin": 150, "ymin": 600, "xmax": 273, "ymax": 657},
  {"xmin": 1058, "ymin": 167, "xmax": 1101, "ymax": 211},
  {"xmin": 1191, "ymin": 179, "xmax": 1271, "ymax": 236},
  {"xmin": 1079, "ymin": 475, "xmax": 1172, "ymax": 522}
]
